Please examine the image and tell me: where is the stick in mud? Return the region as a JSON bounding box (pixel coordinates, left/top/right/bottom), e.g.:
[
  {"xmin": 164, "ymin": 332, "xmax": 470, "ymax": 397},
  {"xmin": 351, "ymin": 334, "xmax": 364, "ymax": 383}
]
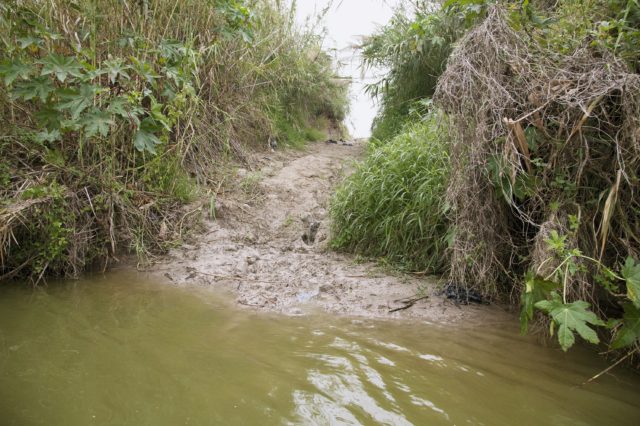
[{"xmin": 389, "ymin": 295, "xmax": 429, "ymax": 313}]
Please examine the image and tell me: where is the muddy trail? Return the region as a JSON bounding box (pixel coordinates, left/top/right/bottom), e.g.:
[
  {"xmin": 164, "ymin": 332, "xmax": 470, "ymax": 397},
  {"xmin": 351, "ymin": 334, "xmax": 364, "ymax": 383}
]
[{"xmin": 151, "ymin": 141, "xmax": 508, "ymax": 323}]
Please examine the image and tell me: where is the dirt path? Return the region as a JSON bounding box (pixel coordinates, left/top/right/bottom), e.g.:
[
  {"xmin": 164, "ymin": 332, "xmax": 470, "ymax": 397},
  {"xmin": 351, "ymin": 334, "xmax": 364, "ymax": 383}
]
[{"xmin": 152, "ymin": 141, "xmax": 509, "ymax": 323}]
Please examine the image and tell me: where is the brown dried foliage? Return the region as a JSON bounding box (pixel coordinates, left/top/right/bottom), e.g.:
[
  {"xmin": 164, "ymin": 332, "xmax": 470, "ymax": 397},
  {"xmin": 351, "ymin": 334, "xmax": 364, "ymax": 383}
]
[{"xmin": 434, "ymin": 7, "xmax": 640, "ymax": 305}]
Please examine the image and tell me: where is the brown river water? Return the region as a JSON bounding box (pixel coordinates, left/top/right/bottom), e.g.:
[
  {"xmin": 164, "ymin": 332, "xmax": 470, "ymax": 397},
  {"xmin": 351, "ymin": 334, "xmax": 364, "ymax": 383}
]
[{"xmin": 1, "ymin": 270, "xmax": 639, "ymax": 425}]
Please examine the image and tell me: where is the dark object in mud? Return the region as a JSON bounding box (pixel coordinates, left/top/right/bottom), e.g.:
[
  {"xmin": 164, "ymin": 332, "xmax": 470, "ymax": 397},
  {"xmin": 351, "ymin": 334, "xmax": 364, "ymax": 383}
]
[
  {"xmin": 268, "ymin": 136, "xmax": 278, "ymax": 150},
  {"xmin": 339, "ymin": 138, "xmax": 353, "ymax": 147},
  {"xmin": 302, "ymin": 221, "xmax": 320, "ymax": 244},
  {"xmin": 441, "ymin": 283, "xmax": 487, "ymax": 305},
  {"xmin": 389, "ymin": 295, "xmax": 429, "ymax": 313},
  {"xmin": 325, "ymin": 139, "xmax": 338, "ymax": 144}
]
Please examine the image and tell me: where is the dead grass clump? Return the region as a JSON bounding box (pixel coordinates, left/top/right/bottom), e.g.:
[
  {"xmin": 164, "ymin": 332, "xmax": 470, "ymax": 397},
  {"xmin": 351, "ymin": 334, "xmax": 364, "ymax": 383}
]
[{"xmin": 434, "ymin": 5, "xmax": 640, "ymax": 310}]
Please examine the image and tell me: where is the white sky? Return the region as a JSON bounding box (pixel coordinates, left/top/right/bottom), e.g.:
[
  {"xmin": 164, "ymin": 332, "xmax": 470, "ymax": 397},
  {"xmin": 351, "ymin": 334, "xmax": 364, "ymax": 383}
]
[{"xmin": 294, "ymin": 0, "xmax": 399, "ymax": 138}]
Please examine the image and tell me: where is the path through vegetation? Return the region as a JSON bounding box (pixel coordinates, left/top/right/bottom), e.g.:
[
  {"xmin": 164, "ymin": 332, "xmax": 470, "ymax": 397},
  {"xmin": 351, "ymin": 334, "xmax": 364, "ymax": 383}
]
[{"xmin": 151, "ymin": 141, "xmax": 507, "ymax": 322}]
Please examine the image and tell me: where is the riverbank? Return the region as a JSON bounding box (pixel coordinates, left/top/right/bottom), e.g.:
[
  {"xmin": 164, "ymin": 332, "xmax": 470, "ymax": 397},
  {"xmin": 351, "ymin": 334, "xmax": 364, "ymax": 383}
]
[{"xmin": 148, "ymin": 140, "xmax": 510, "ymax": 323}]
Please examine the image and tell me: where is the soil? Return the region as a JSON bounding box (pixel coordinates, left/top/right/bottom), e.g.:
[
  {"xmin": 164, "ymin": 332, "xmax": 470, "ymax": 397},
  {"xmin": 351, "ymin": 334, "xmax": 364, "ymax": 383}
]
[{"xmin": 150, "ymin": 140, "xmax": 511, "ymax": 323}]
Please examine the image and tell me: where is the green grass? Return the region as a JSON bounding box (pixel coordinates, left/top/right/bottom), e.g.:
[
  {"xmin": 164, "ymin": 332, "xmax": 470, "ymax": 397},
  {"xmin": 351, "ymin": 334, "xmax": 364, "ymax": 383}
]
[
  {"xmin": 330, "ymin": 113, "xmax": 451, "ymax": 273},
  {"xmin": 361, "ymin": 3, "xmax": 474, "ymax": 142}
]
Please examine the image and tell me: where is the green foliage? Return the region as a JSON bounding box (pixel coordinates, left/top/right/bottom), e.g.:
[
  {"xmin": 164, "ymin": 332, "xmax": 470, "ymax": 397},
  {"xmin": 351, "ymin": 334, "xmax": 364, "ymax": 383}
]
[
  {"xmin": 621, "ymin": 257, "xmax": 640, "ymax": 308},
  {"xmin": 362, "ymin": 1, "xmax": 480, "ymax": 141},
  {"xmin": 535, "ymin": 292, "xmax": 605, "ymax": 351},
  {"xmin": 520, "ymin": 272, "xmax": 558, "ymax": 334},
  {"xmin": 521, "ymin": 223, "xmax": 640, "ymax": 351},
  {"xmin": 534, "ymin": 0, "xmax": 640, "ymax": 72},
  {"xmin": 612, "ymin": 303, "xmax": 640, "ymax": 349},
  {"xmin": 0, "ymin": 0, "xmax": 346, "ymax": 280},
  {"xmin": 303, "ymin": 127, "xmax": 327, "ymax": 143},
  {"xmin": 330, "ymin": 113, "xmax": 450, "ymax": 273}
]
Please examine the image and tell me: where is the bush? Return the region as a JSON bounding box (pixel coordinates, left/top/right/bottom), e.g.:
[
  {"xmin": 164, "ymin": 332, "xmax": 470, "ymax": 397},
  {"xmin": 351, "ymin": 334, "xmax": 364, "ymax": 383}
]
[
  {"xmin": 0, "ymin": 0, "xmax": 347, "ymax": 281},
  {"xmin": 330, "ymin": 113, "xmax": 450, "ymax": 273},
  {"xmin": 361, "ymin": 1, "xmax": 481, "ymax": 141},
  {"xmin": 435, "ymin": 3, "xmax": 640, "ymax": 355}
]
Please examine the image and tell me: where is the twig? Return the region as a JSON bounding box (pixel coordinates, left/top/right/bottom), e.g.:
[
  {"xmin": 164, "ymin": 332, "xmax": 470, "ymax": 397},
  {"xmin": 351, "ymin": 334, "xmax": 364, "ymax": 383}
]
[
  {"xmin": 184, "ymin": 266, "xmax": 241, "ymax": 280},
  {"xmin": 389, "ymin": 295, "xmax": 429, "ymax": 313},
  {"xmin": 580, "ymin": 351, "xmax": 634, "ymax": 387}
]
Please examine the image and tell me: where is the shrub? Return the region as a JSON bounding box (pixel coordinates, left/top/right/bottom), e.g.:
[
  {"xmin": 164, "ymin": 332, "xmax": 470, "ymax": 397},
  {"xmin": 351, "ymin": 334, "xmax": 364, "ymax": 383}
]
[
  {"xmin": 0, "ymin": 0, "xmax": 347, "ymax": 281},
  {"xmin": 361, "ymin": 1, "xmax": 481, "ymax": 141},
  {"xmin": 435, "ymin": 3, "xmax": 640, "ymax": 355}
]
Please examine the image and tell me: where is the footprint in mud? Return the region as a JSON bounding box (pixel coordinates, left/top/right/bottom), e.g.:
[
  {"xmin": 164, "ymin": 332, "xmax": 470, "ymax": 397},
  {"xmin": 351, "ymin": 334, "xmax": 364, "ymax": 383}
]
[{"xmin": 302, "ymin": 217, "xmax": 320, "ymax": 245}]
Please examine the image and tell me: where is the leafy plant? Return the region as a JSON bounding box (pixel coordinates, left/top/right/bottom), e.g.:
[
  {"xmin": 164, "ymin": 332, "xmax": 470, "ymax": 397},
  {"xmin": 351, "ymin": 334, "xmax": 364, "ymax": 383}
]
[
  {"xmin": 0, "ymin": 0, "xmax": 347, "ymax": 281},
  {"xmin": 535, "ymin": 292, "xmax": 605, "ymax": 351},
  {"xmin": 522, "ymin": 224, "xmax": 640, "ymax": 351},
  {"xmin": 621, "ymin": 257, "xmax": 640, "ymax": 308},
  {"xmin": 361, "ymin": 1, "xmax": 480, "ymax": 141}
]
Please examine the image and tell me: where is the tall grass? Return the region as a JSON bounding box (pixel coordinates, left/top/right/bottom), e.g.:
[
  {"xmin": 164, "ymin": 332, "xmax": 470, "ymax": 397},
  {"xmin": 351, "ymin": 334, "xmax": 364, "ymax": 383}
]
[
  {"xmin": 330, "ymin": 113, "xmax": 450, "ymax": 273},
  {"xmin": 361, "ymin": 1, "xmax": 475, "ymax": 142},
  {"xmin": 0, "ymin": 0, "xmax": 348, "ymax": 281}
]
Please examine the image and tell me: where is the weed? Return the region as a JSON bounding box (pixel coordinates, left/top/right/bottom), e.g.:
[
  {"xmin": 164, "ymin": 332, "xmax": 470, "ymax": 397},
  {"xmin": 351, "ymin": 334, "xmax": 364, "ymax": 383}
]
[{"xmin": 239, "ymin": 172, "xmax": 263, "ymax": 199}]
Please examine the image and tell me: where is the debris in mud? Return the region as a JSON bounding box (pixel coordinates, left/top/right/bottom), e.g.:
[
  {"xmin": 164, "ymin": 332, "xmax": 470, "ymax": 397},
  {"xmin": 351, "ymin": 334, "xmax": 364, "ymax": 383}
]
[
  {"xmin": 441, "ymin": 283, "xmax": 487, "ymax": 305},
  {"xmin": 301, "ymin": 217, "xmax": 320, "ymax": 245},
  {"xmin": 389, "ymin": 295, "xmax": 429, "ymax": 313},
  {"xmin": 325, "ymin": 138, "xmax": 353, "ymax": 146},
  {"xmin": 268, "ymin": 136, "xmax": 278, "ymax": 151},
  {"xmin": 319, "ymin": 283, "xmax": 333, "ymax": 293}
]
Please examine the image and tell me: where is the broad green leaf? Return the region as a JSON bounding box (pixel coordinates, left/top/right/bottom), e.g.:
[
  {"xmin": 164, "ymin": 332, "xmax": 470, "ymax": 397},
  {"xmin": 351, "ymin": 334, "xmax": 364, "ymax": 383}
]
[
  {"xmin": 535, "ymin": 292, "xmax": 605, "ymax": 351},
  {"xmin": 16, "ymin": 36, "xmax": 43, "ymax": 50},
  {"xmin": 56, "ymin": 85, "xmax": 99, "ymax": 119},
  {"xmin": 101, "ymin": 58, "xmax": 130, "ymax": 84},
  {"xmin": 621, "ymin": 257, "xmax": 640, "ymax": 308},
  {"xmin": 130, "ymin": 57, "xmax": 159, "ymax": 85},
  {"xmin": 34, "ymin": 107, "xmax": 63, "ymax": 130},
  {"xmin": 149, "ymin": 100, "xmax": 171, "ymax": 131},
  {"xmin": 60, "ymin": 118, "xmax": 82, "ymax": 132},
  {"xmin": 39, "ymin": 54, "xmax": 84, "ymax": 82},
  {"xmin": 163, "ymin": 66, "xmax": 181, "ymax": 84},
  {"xmin": 11, "ymin": 77, "xmax": 54, "ymax": 101},
  {"xmin": 35, "ymin": 129, "xmax": 61, "ymax": 144},
  {"xmin": 107, "ymin": 96, "xmax": 142, "ymax": 125},
  {"xmin": 134, "ymin": 117, "xmax": 162, "ymax": 154},
  {"xmin": 557, "ymin": 320, "xmax": 575, "ymax": 349},
  {"xmin": 520, "ymin": 272, "xmax": 558, "ymax": 334},
  {"xmin": 0, "ymin": 60, "xmax": 32, "ymax": 85},
  {"xmin": 612, "ymin": 304, "xmax": 640, "ymax": 349},
  {"xmin": 80, "ymin": 108, "xmax": 113, "ymax": 138}
]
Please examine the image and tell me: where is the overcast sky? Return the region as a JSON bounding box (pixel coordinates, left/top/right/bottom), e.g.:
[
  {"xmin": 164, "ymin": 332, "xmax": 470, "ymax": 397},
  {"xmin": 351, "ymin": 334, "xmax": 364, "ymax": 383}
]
[{"xmin": 294, "ymin": 0, "xmax": 399, "ymax": 138}]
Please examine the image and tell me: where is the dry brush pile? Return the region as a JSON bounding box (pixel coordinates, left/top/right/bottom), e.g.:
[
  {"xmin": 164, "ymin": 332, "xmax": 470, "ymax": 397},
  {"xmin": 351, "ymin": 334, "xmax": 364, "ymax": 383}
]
[{"xmin": 435, "ymin": 6, "xmax": 640, "ymax": 355}]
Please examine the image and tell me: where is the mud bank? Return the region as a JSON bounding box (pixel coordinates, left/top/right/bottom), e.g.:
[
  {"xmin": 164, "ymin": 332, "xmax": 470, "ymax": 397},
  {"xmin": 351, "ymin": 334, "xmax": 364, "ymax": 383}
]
[{"xmin": 150, "ymin": 141, "xmax": 509, "ymax": 323}]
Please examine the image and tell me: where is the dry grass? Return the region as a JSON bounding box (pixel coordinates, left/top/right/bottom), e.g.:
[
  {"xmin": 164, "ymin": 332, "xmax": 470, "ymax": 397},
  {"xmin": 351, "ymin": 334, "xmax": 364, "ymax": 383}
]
[{"xmin": 434, "ymin": 5, "xmax": 640, "ymax": 308}]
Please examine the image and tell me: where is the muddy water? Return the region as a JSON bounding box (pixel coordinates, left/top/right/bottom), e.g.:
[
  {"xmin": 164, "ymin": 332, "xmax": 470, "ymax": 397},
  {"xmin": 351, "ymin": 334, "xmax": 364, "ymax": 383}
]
[{"xmin": 1, "ymin": 271, "xmax": 639, "ymax": 425}]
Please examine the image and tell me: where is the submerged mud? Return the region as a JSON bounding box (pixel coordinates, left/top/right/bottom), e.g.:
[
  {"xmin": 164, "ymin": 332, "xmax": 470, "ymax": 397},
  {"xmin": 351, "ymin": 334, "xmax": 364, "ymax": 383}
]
[{"xmin": 151, "ymin": 141, "xmax": 508, "ymax": 322}]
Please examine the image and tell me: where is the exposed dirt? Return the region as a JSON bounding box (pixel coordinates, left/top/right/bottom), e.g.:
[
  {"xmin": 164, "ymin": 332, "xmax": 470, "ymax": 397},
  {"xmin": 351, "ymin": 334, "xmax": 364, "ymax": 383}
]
[{"xmin": 151, "ymin": 140, "xmax": 511, "ymax": 323}]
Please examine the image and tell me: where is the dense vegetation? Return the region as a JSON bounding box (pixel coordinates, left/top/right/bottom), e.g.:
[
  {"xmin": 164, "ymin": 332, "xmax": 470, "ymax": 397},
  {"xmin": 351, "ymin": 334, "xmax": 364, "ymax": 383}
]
[
  {"xmin": 331, "ymin": 113, "xmax": 450, "ymax": 273},
  {"xmin": 0, "ymin": 0, "xmax": 348, "ymax": 281},
  {"xmin": 331, "ymin": 0, "xmax": 640, "ymax": 362},
  {"xmin": 361, "ymin": 2, "xmax": 472, "ymax": 142}
]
